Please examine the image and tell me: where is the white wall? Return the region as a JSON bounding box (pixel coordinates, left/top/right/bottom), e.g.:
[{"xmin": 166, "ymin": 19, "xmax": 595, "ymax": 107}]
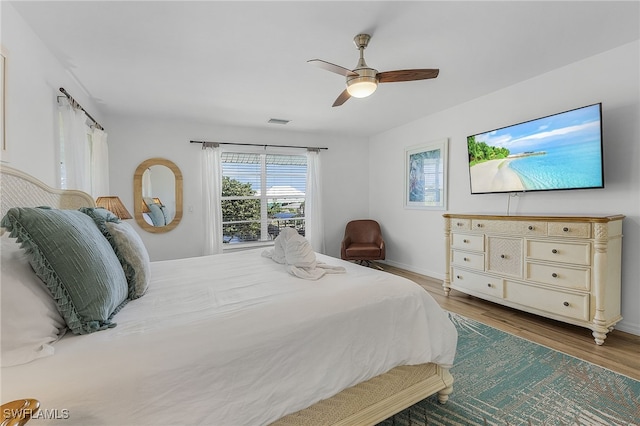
[
  {"xmin": 105, "ymin": 114, "xmax": 370, "ymax": 261},
  {"xmin": 369, "ymin": 41, "xmax": 640, "ymax": 335},
  {"xmin": 0, "ymin": 2, "xmax": 104, "ymax": 184}
]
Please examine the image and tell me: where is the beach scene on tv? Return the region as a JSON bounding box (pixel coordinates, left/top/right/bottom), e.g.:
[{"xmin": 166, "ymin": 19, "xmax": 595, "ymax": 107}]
[{"xmin": 468, "ymin": 104, "xmax": 604, "ymax": 194}]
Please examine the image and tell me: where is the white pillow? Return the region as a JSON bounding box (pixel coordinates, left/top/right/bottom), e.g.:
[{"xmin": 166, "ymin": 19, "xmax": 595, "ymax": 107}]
[{"xmin": 1, "ymin": 234, "xmax": 66, "ymax": 367}]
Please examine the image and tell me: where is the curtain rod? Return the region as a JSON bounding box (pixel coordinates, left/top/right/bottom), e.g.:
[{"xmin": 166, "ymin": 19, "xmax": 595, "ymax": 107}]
[
  {"xmin": 58, "ymin": 87, "xmax": 105, "ymax": 131},
  {"xmin": 190, "ymin": 140, "xmax": 328, "ymax": 151}
]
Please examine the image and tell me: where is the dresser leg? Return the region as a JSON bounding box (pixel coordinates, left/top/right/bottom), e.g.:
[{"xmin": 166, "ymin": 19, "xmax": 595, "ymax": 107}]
[{"xmin": 592, "ymin": 329, "xmax": 608, "ymax": 346}]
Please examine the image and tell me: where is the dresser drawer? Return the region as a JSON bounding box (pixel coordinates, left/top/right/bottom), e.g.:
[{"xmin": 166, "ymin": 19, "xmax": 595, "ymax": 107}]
[
  {"xmin": 526, "ymin": 240, "xmax": 591, "ymax": 266},
  {"xmin": 522, "ymin": 221, "xmax": 547, "ymax": 237},
  {"xmin": 452, "ymin": 268, "xmax": 503, "ymax": 298},
  {"xmin": 450, "ymin": 218, "xmax": 471, "ymax": 231},
  {"xmin": 452, "ymin": 250, "xmax": 484, "ymax": 270},
  {"xmin": 451, "ymin": 233, "xmax": 484, "ymax": 251},
  {"xmin": 526, "ymin": 262, "xmax": 590, "ymax": 291},
  {"xmin": 548, "ymin": 222, "xmax": 591, "ymax": 238},
  {"xmin": 505, "ymin": 281, "xmax": 589, "ymax": 322},
  {"xmin": 486, "ymin": 236, "xmax": 522, "ymax": 277}
]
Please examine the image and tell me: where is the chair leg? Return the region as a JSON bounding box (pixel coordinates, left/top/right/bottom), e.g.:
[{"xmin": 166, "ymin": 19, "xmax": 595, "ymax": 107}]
[{"xmin": 354, "ymin": 260, "xmax": 384, "ymax": 270}]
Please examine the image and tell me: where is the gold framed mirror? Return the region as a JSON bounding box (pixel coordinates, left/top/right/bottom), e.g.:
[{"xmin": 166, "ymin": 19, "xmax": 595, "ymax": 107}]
[{"xmin": 133, "ymin": 158, "xmax": 183, "ymax": 233}]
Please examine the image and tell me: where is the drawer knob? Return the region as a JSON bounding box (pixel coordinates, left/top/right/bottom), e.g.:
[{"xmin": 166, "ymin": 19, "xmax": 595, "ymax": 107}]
[
  {"xmin": 563, "ymin": 301, "xmax": 570, "ymax": 307},
  {"xmin": 500, "ymin": 254, "xmax": 506, "ymax": 259},
  {"xmin": 457, "ymin": 222, "xmax": 464, "ymax": 227},
  {"xmin": 463, "ymin": 239, "xmax": 469, "ymax": 243},
  {"xmin": 528, "ymin": 225, "xmax": 534, "ymax": 230},
  {"xmin": 487, "ymin": 283, "xmax": 492, "ymax": 288},
  {"xmin": 456, "ymin": 275, "xmax": 462, "ymax": 279},
  {"xmin": 563, "ymin": 227, "xmax": 569, "ymax": 232},
  {"xmin": 552, "ymin": 249, "xmax": 558, "ymax": 254},
  {"xmin": 463, "ymin": 257, "xmax": 469, "ymax": 262},
  {"xmin": 477, "ymin": 224, "xmax": 483, "ymax": 228},
  {"xmin": 552, "ymin": 273, "xmax": 558, "ymax": 278}
]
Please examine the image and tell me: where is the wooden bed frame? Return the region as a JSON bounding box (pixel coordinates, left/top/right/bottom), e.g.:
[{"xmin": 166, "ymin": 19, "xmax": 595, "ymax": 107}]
[{"xmin": 0, "ymin": 164, "xmax": 454, "ymax": 425}]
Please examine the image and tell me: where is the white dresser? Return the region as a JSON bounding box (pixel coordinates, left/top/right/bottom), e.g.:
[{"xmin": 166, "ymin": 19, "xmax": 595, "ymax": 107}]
[{"xmin": 443, "ymin": 214, "xmax": 624, "ymax": 345}]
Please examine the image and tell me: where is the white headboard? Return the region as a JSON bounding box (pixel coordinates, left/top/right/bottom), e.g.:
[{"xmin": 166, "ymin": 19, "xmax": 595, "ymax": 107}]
[{"xmin": 0, "ymin": 165, "xmax": 95, "ymax": 219}]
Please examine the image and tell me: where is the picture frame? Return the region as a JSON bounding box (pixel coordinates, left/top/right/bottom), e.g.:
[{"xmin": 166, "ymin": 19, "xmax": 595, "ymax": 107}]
[{"xmin": 404, "ymin": 138, "xmax": 449, "ymax": 210}]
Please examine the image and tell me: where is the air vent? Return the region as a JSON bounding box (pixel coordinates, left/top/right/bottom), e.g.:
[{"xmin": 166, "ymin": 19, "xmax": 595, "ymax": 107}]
[{"xmin": 268, "ymin": 118, "xmax": 290, "ymax": 125}]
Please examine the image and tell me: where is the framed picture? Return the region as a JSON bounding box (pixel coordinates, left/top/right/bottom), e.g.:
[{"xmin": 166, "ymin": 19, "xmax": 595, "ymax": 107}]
[{"xmin": 404, "ymin": 138, "xmax": 449, "ymax": 210}]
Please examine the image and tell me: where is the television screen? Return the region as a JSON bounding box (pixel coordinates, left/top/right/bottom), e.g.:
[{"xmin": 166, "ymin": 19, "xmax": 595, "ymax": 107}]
[{"xmin": 467, "ymin": 103, "xmax": 604, "ymax": 194}]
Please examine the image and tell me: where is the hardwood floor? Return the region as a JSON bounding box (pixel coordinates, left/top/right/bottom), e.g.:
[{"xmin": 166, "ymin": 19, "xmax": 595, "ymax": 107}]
[{"xmin": 380, "ymin": 264, "xmax": 640, "ymax": 381}]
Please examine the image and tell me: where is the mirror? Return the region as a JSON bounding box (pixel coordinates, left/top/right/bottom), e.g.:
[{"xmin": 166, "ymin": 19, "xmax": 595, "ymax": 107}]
[{"xmin": 133, "ymin": 158, "xmax": 183, "ymax": 233}]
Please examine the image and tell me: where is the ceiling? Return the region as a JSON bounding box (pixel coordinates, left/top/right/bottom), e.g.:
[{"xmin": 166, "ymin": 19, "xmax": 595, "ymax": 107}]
[{"xmin": 8, "ymin": 1, "xmax": 640, "ymax": 138}]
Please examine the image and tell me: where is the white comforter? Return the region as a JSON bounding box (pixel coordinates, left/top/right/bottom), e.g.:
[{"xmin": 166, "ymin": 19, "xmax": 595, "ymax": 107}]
[{"xmin": 1, "ymin": 249, "xmax": 457, "ymax": 425}]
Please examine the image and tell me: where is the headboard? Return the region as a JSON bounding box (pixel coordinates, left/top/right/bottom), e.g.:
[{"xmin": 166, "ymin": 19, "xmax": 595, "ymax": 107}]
[{"xmin": 0, "ymin": 165, "xmax": 96, "ymax": 219}]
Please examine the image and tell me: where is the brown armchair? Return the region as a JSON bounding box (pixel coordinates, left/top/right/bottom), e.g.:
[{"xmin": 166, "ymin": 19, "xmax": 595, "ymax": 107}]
[{"xmin": 340, "ymin": 219, "xmax": 385, "ymax": 269}]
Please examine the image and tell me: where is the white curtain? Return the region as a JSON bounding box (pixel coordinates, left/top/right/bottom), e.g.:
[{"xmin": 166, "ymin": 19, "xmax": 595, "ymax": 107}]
[
  {"xmin": 305, "ymin": 149, "xmax": 324, "ymax": 253},
  {"xmin": 90, "ymin": 127, "xmax": 110, "ymax": 198},
  {"xmin": 202, "ymin": 144, "xmax": 223, "ymax": 255},
  {"xmin": 59, "ymin": 103, "xmax": 90, "ymax": 192},
  {"xmin": 142, "ymin": 169, "xmax": 153, "ymax": 197}
]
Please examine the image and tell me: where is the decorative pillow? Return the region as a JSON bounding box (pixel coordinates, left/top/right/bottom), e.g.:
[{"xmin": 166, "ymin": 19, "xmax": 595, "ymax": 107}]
[
  {"xmin": 0, "ymin": 234, "xmax": 66, "ymax": 366},
  {"xmin": 1, "ymin": 207, "xmax": 129, "ymax": 335},
  {"xmin": 147, "ymin": 203, "xmax": 166, "ymax": 226},
  {"xmin": 78, "ymin": 207, "xmax": 121, "ymax": 231},
  {"xmin": 105, "ymin": 221, "xmax": 151, "ymax": 299}
]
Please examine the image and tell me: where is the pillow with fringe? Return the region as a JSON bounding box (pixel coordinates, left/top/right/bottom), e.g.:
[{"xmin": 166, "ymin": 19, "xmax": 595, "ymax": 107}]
[
  {"xmin": 105, "ymin": 221, "xmax": 151, "ymax": 299},
  {"xmin": 1, "ymin": 207, "xmax": 128, "ymax": 335},
  {"xmin": 79, "ymin": 207, "xmax": 150, "ymax": 299}
]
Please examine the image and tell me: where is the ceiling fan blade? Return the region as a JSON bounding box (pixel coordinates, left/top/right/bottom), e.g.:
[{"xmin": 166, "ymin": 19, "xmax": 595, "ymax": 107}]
[
  {"xmin": 308, "ymin": 59, "xmax": 358, "ymax": 77},
  {"xmin": 377, "ymin": 69, "xmax": 440, "ymax": 83},
  {"xmin": 332, "ymin": 89, "xmax": 351, "ymax": 107}
]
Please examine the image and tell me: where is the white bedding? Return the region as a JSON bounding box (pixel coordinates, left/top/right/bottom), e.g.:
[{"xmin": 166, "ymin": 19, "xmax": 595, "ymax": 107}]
[{"xmin": 1, "ymin": 249, "xmax": 457, "ymax": 426}]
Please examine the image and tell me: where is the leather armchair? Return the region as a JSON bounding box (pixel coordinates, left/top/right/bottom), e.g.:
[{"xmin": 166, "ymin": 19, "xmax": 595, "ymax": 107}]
[{"xmin": 340, "ymin": 220, "xmax": 385, "ymax": 267}]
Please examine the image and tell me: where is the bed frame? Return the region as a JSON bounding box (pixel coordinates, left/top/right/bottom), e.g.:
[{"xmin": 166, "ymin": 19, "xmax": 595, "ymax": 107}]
[{"xmin": 0, "ymin": 164, "xmax": 453, "ymax": 425}]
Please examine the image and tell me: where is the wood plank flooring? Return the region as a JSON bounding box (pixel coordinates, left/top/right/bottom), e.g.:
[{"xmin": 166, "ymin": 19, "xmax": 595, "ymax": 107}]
[{"xmin": 380, "ymin": 264, "xmax": 640, "ymax": 381}]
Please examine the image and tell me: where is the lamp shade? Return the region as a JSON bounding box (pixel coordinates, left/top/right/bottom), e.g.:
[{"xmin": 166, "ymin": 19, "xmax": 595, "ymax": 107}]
[{"xmin": 95, "ymin": 196, "xmax": 133, "ymax": 220}]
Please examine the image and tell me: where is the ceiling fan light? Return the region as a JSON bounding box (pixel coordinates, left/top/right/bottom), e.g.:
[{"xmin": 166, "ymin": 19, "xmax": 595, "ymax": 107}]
[{"xmin": 346, "ymin": 78, "xmax": 378, "ymax": 98}]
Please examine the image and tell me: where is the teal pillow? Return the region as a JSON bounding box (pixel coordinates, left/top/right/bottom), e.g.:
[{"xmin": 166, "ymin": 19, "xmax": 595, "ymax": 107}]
[
  {"xmin": 1, "ymin": 207, "xmax": 128, "ymax": 335},
  {"xmin": 147, "ymin": 203, "xmax": 166, "ymax": 226}
]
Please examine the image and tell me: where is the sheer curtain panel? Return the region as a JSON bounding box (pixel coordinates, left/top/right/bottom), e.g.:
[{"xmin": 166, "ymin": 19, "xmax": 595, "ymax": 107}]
[
  {"xmin": 59, "ymin": 104, "xmax": 90, "ymax": 192},
  {"xmin": 202, "ymin": 144, "xmax": 223, "ymax": 255},
  {"xmin": 305, "ymin": 149, "xmax": 324, "ymax": 253},
  {"xmin": 90, "ymin": 128, "xmax": 110, "ymax": 198}
]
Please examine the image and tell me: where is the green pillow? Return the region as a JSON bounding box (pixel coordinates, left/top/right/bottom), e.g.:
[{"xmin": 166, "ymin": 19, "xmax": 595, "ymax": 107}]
[{"xmin": 1, "ymin": 207, "xmax": 128, "ymax": 334}]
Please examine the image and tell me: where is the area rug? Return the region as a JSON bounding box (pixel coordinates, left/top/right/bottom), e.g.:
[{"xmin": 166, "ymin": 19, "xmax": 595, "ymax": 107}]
[{"xmin": 379, "ymin": 312, "xmax": 640, "ymax": 426}]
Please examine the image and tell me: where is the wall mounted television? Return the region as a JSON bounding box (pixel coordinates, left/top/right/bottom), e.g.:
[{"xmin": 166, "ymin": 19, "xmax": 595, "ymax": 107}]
[{"xmin": 467, "ymin": 103, "xmax": 604, "ymax": 195}]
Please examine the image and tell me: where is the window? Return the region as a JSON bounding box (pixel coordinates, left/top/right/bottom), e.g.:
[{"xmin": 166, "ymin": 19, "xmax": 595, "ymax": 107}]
[{"xmin": 221, "ymin": 152, "xmax": 307, "ymax": 244}]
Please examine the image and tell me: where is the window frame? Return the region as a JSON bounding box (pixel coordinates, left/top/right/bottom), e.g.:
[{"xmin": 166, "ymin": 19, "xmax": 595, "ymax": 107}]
[{"xmin": 220, "ymin": 148, "xmax": 307, "ymax": 246}]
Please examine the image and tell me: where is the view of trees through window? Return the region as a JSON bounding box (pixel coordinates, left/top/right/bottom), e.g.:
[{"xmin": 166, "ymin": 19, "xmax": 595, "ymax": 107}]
[{"xmin": 221, "ymin": 152, "xmax": 307, "ymax": 244}]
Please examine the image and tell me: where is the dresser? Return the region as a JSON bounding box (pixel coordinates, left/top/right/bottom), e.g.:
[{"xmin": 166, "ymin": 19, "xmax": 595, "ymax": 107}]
[{"xmin": 443, "ymin": 213, "xmax": 624, "ymax": 345}]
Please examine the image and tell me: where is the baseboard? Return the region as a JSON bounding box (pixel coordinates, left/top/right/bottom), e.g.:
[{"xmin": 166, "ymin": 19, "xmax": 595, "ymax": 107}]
[{"xmin": 615, "ymin": 322, "xmax": 640, "ymax": 336}]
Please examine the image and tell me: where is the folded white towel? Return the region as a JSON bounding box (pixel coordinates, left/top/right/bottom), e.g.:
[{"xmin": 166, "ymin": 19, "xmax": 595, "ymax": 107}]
[{"xmin": 262, "ymin": 227, "xmax": 346, "ymax": 280}]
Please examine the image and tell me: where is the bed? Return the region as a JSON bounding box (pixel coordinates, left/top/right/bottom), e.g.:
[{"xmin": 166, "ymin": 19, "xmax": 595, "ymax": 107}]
[{"xmin": 0, "ymin": 165, "xmax": 456, "ymax": 426}]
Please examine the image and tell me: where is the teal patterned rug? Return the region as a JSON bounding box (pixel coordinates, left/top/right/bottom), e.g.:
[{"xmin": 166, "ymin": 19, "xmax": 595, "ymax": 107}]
[{"xmin": 379, "ymin": 313, "xmax": 640, "ymax": 426}]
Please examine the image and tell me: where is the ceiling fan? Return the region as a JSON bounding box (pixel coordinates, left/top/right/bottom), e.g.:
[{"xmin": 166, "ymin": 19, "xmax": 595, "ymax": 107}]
[{"xmin": 308, "ymin": 33, "xmax": 439, "ymax": 107}]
